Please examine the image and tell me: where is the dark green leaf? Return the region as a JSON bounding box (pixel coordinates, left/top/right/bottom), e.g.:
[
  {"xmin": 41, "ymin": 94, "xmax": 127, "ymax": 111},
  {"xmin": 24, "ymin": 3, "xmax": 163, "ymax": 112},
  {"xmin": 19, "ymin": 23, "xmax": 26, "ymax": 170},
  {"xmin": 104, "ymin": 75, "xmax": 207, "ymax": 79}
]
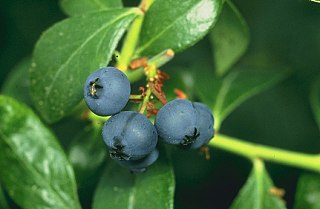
[
  {"xmin": 68, "ymin": 125, "xmax": 106, "ymax": 187},
  {"xmin": 162, "ymin": 42, "xmax": 214, "ymax": 101},
  {"xmin": 230, "ymin": 159, "xmax": 286, "ymax": 209},
  {"xmin": 93, "ymin": 149, "xmax": 175, "ymax": 209},
  {"xmin": 30, "ymin": 9, "xmax": 139, "ymax": 123},
  {"xmin": 197, "ymin": 68, "xmax": 290, "ymax": 129},
  {"xmin": 0, "ymin": 184, "xmax": 10, "ymax": 209},
  {"xmin": 310, "ymin": 75, "xmax": 320, "ymax": 130},
  {"xmin": 210, "ymin": 1, "xmax": 249, "ymax": 76},
  {"xmin": 137, "ymin": 0, "xmax": 224, "ymax": 56},
  {"xmin": 0, "ymin": 95, "xmax": 80, "ymax": 209},
  {"xmin": 60, "ymin": 0, "xmax": 123, "ymax": 16},
  {"xmin": 1, "ymin": 57, "xmax": 33, "ymax": 106},
  {"xmin": 294, "ymin": 173, "xmax": 320, "ymax": 209}
]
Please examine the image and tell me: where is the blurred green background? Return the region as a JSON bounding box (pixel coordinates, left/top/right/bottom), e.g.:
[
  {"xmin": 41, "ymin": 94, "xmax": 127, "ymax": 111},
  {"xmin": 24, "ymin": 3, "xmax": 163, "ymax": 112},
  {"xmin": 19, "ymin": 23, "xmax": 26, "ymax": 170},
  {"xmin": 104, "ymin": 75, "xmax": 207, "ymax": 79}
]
[{"xmin": 1, "ymin": 0, "xmax": 320, "ymax": 208}]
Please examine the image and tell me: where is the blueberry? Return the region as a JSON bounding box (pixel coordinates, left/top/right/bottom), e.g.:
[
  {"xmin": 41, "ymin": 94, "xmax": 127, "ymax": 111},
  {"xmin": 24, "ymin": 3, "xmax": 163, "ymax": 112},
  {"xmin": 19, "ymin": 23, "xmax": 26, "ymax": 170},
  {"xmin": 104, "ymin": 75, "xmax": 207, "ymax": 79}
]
[
  {"xmin": 102, "ymin": 111, "xmax": 158, "ymax": 160},
  {"xmin": 155, "ymin": 99, "xmax": 214, "ymax": 148},
  {"xmin": 84, "ymin": 67, "xmax": 130, "ymax": 116},
  {"xmin": 155, "ymin": 99, "xmax": 197, "ymax": 145},
  {"xmin": 115, "ymin": 149, "xmax": 159, "ymax": 173},
  {"xmin": 190, "ymin": 102, "xmax": 214, "ymax": 149}
]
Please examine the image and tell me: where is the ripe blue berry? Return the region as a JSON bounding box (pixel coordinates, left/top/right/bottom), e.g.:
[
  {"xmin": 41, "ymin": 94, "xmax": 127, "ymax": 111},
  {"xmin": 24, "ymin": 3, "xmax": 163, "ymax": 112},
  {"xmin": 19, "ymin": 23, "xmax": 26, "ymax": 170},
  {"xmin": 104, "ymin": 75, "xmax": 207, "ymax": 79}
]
[
  {"xmin": 102, "ymin": 111, "xmax": 158, "ymax": 160},
  {"xmin": 155, "ymin": 99, "xmax": 214, "ymax": 148},
  {"xmin": 190, "ymin": 102, "xmax": 214, "ymax": 149},
  {"xmin": 115, "ymin": 149, "xmax": 159, "ymax": 173},
  {"xmin": 84, "ymin": 67, "xmax": 130, "ymax": 116},
  {"xmin": 155, "ymin": 99, "xmax": 197, "ymax": 145}
]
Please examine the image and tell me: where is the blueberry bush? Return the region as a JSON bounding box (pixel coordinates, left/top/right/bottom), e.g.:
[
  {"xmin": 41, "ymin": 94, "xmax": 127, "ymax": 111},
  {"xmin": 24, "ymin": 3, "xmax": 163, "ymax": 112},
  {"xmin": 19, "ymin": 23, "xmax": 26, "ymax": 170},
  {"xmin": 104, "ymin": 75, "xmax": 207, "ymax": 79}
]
[{"xmin": 1, "ymin": 0, "xmax": 320, "ymax": 208}]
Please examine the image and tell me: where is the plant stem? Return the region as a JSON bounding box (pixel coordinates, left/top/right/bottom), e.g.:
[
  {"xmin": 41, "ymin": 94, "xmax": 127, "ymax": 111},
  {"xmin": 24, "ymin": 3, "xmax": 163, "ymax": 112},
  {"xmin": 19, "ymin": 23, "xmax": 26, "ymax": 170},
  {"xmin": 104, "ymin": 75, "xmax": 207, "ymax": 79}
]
[
  {"xmin": 116, "ymin": 0, "xmax": 155, "ymax": 71},
  {"xmin": 148, "ymin": 49, "xmax": 174, "ymax": 67},
  {"xmin": 139, "ymin": 87, "xmax": 152, "ymax": 114},
  {"xmin": 116, "ymin": 15, "xmax": 144, "ymax": 71},
  {"xmin": 130, "ymin": 94, "xmax": 143, "ymax": 100},
  {"xmin": 140, "ymin": 0, "xmax": 155, "ymax": 12},
  {"xmin": 125, "ymin": 49, "xmax": 174, "ymax": 83},
  {"xmin": 125, "ymin": 67, "xmax": 145, "ymax": 83},
  {"xmin": 210, "ymin": 134, "xmax": 320, "ymax": 173},
  {"xmin": 138, "ymin": 64, "xmax": 157, "ymax": 114}
]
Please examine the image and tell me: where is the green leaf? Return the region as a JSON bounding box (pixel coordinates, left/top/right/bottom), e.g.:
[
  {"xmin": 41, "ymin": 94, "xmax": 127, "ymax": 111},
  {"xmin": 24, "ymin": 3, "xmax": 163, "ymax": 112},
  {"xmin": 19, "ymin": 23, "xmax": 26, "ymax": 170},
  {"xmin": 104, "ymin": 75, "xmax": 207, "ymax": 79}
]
[
  {"xmin": 210, "ymin": 1, "xmax": 249, "ymax": 76},
  {"xmin": 164, "ymin": 64, "xmax": 289, "ymax": 130},
  {"xmin": 137, "ymin": 0, "xmax": 224, "ymax": 56},
  {"xmin": 68, "ymin": 125, "xmax": 106, "ymax": 187},
  {"xmin": 30, "ymin": 9, "xmax": 139, "ymax": 123},
  {"xmin": 294, "ymin": 173, "xmax": 320, "ymax": 209},
  {"xmin": 310, "ymin": 0, "xmax": 320, "ymax": 3},
  {"xmin": 0, "ymin": 95, "xmax": 80, "ymax": 209},
  {"xmin": 60, "ymin": 0, "xmax": 123, "ymax": 16},
  {"xmin": 310, "ymin": 75, "xmax": 320, "ymax": 131},
  {"xmin": 230, "ymin": 159, "xmax": 286, "ymax": 209},
  {"xmin": 1, "ymin": 57, "xmax": 33, "ymax": 106},
  {"xmin": 0, "ymin": 184, "xmax": 10, "ymax": 209},
  {"xmin": 197, "ymin": 68, "xmax": 290, "ymax": 130},
  {"xmin": 92, "ymin": 149, "xmax": 175, "ymax": 209}
]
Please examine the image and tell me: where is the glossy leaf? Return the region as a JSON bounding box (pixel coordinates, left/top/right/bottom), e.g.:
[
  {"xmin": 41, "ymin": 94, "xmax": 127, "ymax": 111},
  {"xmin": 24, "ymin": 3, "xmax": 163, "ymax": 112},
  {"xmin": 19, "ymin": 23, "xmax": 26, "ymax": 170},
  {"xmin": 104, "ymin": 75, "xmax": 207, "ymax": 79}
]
[
  {"xmin": 68, "ymin": 125, "xmax": 106, "ymax": 187},
  {"xmin": 1, "ymin": 57, "xmax": 33, "ymax": 106},
  {"xmin": 230, "ymin": 159, "xmax": 286, "ymax": 209},
  {"xmin": 60, "ymin": 0, "xmax": 122, "ymax": 16},
  {"xmin": 197, "ymin": 68, "xmax": 290, "ymax": 129},
  {"xmin": 137, "ymin": 0, "xmax": 224, "ymax": 56},
  {"xmin": 310, "ymin": 75, "xmax": 320, "ymax": 130},
  {"xmin": 0, "ymin": 184, "xmax": 10, "ymax": 209},
  {"xmin": 93, "ymin": 150, "xmax": 175, "ymax": 209},
  {"xmin": 30, "ymin": 9, "xmax": 139, "ymax": 123},
  {"xmin": 294, "ymin": 173, "xmax": 320, "ymax": 209},
  {"xmin": 0, "ymin": 95, "xmax": 80, "ymax": 209},
  {"xmin": 210, "ymin": 1, "xmax": 249, "ymax": 76}
]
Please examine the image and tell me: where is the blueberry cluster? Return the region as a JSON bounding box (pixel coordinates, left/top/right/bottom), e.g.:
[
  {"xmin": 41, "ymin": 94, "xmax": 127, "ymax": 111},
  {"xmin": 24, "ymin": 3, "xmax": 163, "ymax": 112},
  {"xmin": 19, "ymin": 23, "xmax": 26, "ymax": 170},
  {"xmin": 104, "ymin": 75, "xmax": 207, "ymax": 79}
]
[{"xmin": 84, "ymin": 67, "xmax": 214, "ymax": 172}]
